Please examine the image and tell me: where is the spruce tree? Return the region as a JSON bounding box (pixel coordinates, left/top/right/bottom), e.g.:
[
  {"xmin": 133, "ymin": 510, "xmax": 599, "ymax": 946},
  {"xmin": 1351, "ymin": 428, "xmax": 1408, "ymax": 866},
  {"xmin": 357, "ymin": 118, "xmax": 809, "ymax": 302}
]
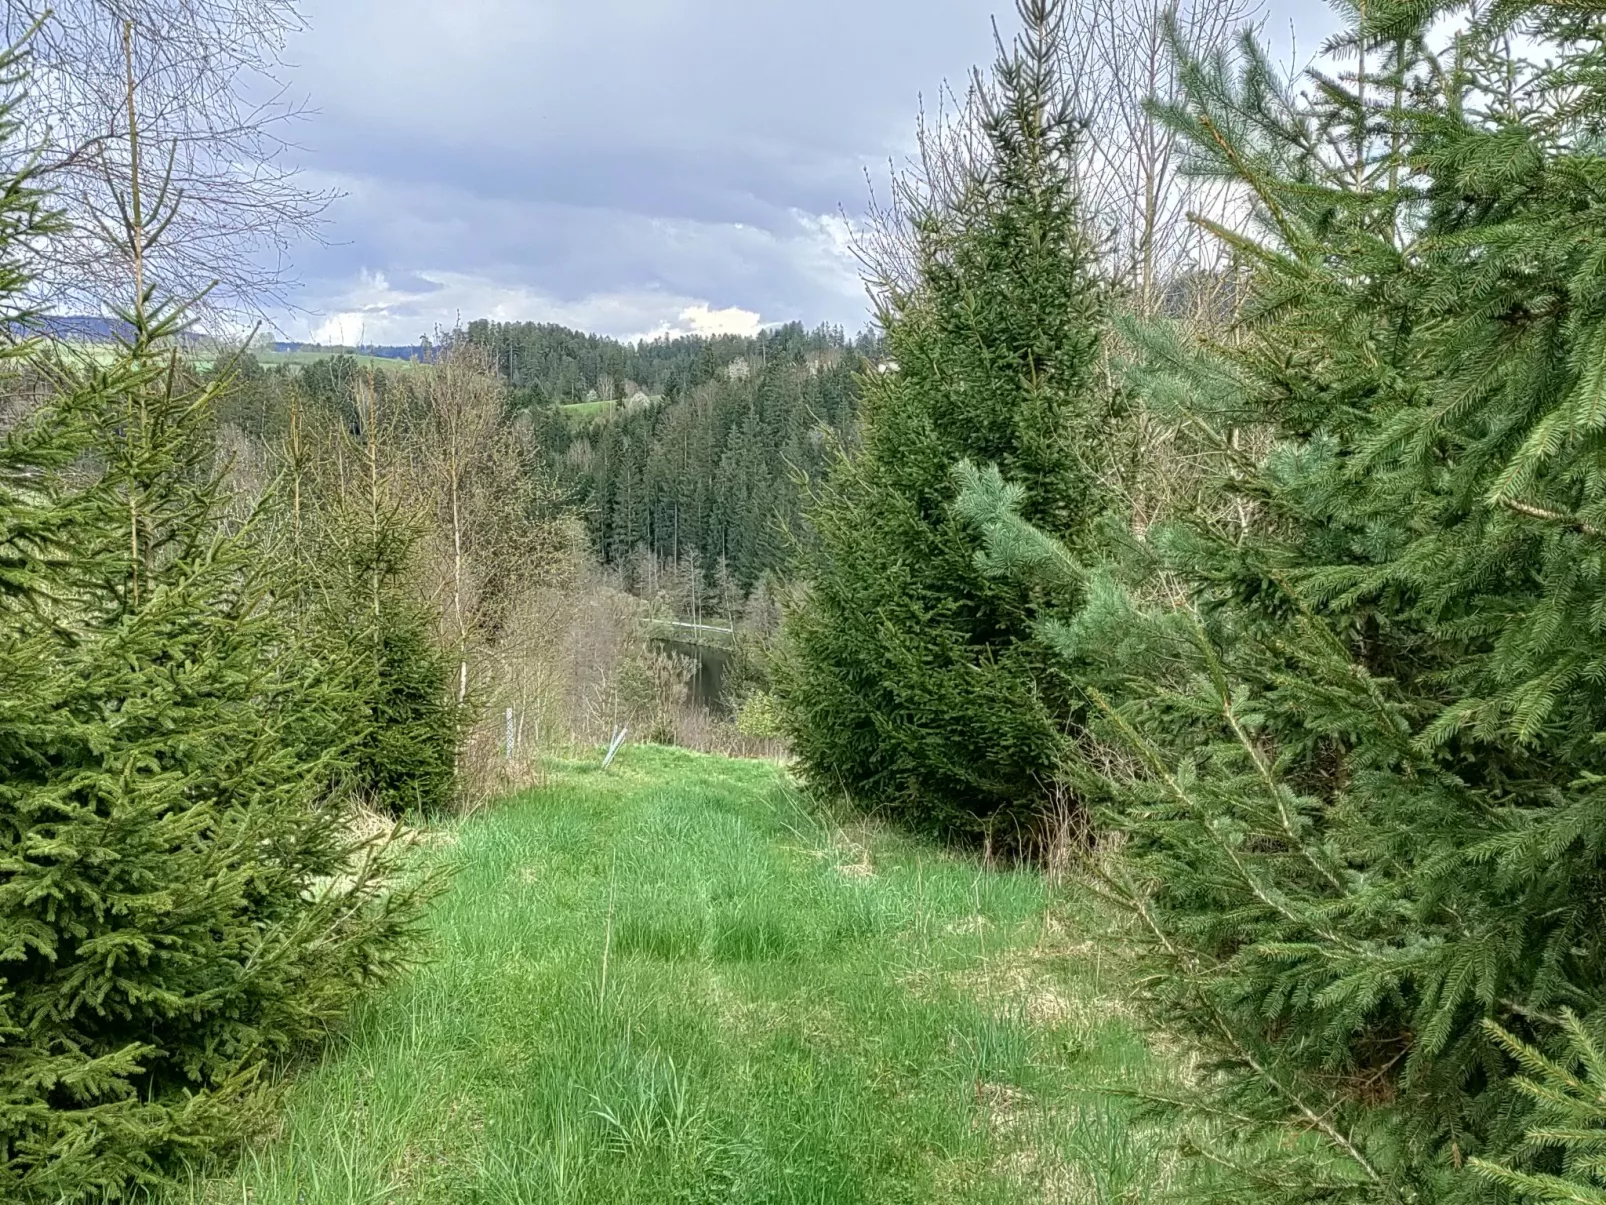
[
  {"xmin": 275, "ymin": 376, "xmax": 465, "ymax": 818},
  {"xmin": 1473, "ymin": 1014, "xmax": 1606, "ymax": 1202},
  {"xmin": 776, "ymin": 0, "xmax": 1108, "ymax": 838},
  {"xmin": 961, "ymin": 0, "xmax": 1606, "ymax": 1197},
  {"xmin": 0, "ymin": 68, "xmax": 429, "ymax": 1200}
]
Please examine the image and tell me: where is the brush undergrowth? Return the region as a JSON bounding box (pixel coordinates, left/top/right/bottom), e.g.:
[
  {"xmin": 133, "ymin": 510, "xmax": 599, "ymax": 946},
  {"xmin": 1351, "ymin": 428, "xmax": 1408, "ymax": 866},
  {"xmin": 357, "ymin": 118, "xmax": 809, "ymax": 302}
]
[{"xmin": 161, "ymin": 745, "xmax": 1202, "ymax": 1204}]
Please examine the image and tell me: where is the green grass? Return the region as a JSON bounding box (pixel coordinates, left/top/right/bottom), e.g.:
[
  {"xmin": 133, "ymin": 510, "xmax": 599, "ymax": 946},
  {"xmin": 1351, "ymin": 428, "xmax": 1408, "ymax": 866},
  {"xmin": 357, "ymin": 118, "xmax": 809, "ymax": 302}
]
[
  {"xmin": 561, "ymin": 399, "xmax": 618, "ymax": 422},
  {"xmin": 165, "ymin": 745, "xmax": 1195, "ymax": 1204}
]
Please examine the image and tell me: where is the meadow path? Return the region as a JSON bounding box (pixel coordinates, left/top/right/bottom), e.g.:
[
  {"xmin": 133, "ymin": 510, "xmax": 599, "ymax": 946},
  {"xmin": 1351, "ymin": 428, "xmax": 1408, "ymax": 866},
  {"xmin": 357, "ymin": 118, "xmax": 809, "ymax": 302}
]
[{"xmin": 172, "ymin": 747, "xmax": 1179, "ymax": 1204}]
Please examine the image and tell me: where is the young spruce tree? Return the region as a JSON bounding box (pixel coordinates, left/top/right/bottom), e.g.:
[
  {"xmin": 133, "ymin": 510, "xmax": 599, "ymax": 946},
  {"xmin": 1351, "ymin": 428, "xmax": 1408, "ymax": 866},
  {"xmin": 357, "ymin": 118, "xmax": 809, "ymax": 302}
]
[
  {"xmin": 962, "ymin": 0, "xmax": 1606, "ymax": 1198},
  {"xmin": 777, "ymin": 0, "xmax": 1107, "ymax": 838},
  {"xmin": 0, "ymin": 53, "xmax": 429, "ymax": 1200},
  {"xmin": 275, "ymin": 373, "xmax": 465, "ymax": 818}
]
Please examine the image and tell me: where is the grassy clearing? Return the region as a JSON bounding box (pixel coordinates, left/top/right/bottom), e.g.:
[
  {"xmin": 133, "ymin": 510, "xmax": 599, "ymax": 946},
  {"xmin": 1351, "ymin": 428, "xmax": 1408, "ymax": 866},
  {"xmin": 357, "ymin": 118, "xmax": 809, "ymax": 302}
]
[
  {"xmin": 166, "ymin": 746, "xmax": 1199, "ymax": 1204},
  {"xmin": 561, "ymin": 398, "xmax": 618, "ymax": 422}
]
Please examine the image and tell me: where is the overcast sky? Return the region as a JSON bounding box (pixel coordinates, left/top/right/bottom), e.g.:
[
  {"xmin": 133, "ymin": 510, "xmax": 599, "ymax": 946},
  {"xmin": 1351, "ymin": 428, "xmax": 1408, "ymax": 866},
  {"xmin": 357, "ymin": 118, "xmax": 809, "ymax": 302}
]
[{"xmin": 278, "ymin": 0, "xmax": 1344, "ymax": 346}]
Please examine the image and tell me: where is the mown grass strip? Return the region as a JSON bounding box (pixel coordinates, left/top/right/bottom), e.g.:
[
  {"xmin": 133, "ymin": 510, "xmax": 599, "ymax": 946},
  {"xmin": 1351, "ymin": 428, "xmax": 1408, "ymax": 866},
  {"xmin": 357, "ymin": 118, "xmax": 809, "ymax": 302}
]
[{"xmin": 167, "ymin": 746, "xmax": 1195, "ymax": 1204}]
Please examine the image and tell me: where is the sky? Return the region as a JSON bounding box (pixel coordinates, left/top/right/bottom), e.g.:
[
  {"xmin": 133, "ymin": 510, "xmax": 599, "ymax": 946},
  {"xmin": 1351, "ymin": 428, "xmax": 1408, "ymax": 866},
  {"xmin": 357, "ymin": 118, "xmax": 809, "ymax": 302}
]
[{"xmin": 277, "ymin": 0, "xmax": 1345, "ymax": 347}]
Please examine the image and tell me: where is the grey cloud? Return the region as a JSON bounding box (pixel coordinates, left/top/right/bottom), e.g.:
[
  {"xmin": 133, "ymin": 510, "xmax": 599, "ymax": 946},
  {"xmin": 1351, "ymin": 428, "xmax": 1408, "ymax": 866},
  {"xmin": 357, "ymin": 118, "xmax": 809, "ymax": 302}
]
[
  {"xmin": 277, "ymin": 0, "xmax": 1345, "ymax": 342},
  {"xmin": 273, "ymin": 0, "xmax": 1001, "ymax": 338},
  {"xmin": 380, "ymin": 270, "xmax": 447, "ymax": 295},
  {"xmin": 308, "ymin": 130, "xmax": 864, "ymax": 232},
  {"xmin": 308, "ymin": 171, "xmax": 859, "ymax": 309}
]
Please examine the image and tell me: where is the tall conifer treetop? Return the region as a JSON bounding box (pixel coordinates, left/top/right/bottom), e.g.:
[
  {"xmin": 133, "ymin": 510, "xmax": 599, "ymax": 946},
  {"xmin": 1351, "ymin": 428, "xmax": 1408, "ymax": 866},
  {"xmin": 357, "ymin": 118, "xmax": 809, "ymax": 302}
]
[{"xmin": 777, "ymin": 0, "xmax": 1110, "ymax": 838}]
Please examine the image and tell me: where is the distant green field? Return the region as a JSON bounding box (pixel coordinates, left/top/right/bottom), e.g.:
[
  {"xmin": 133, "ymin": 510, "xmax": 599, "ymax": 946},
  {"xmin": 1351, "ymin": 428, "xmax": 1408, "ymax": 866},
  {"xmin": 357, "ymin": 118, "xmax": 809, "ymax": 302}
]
[
  {"xmin": 33, "ymin": 341, "xmax": 422, "ymax": 377},
  {"xmin": 562, "ymin": 399, "xmax": 618, "ymax": 422}
]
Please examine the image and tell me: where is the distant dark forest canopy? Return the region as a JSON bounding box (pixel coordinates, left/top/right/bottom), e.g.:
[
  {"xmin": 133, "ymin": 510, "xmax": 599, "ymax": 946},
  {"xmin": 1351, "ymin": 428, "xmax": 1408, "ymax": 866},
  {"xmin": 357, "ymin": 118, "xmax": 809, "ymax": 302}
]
[
  {"xmin": 461, "ymin": 317, "xmax": 881, "ymax": 406},
  {"xmin": 542, "ymin": 333, "xmax": 867, "ymax": 595},
  {"xmin": 209, "ymin": 320, "xmax": 873, "ymax": 599}
]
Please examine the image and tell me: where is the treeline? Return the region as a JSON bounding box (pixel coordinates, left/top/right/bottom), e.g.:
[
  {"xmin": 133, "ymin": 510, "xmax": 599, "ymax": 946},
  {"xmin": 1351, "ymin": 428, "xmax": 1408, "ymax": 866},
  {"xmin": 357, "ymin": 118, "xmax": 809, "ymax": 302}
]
[
  {"xmin": 463, "ymin": 316, "xmax": 879, "ymax": 407},
  {"xmin": 543, "ymin": 326, "xmax": 865, "ymax": 595},
  {"xmin": 777, "ymin": 0, "xmax": 1606, "ymax": 1202}
]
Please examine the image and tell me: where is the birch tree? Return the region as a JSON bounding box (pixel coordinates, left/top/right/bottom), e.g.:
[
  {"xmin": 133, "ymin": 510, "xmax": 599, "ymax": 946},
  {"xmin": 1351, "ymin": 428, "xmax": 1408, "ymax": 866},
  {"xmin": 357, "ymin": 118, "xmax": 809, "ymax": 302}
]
[{"xmin": 3, "ymin": 0, "xmax": 326, "ymax": 317}]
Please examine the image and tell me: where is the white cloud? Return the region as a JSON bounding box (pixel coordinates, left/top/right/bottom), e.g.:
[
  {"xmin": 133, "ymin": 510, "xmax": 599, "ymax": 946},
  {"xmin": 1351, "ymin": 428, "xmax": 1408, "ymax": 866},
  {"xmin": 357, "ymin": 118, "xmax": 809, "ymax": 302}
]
[
  {"xmin": 284, "ymin": 202, "xmax": 865, "ymax": 344},
  {"xmin": 633, "ymin": 303, "xmax": 763, "ymax": 342},
  {"xmin": 294, "ymin": 270, "xmax": 765, "ymax": 347}
]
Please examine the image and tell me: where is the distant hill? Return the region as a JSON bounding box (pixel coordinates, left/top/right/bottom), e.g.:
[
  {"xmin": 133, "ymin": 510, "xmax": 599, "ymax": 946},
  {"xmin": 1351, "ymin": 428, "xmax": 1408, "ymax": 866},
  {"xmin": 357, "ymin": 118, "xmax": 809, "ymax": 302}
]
[
  {"xmin": 461, "ymin": 319, "xmax": 881, "ymax": 406},
  {"xmin": 32, "ymin": 315, "xmax": 209, "ymax": 343},
  {"xmin": 39, "ymin": 315, "xmax": 133, "ymax": 341},
  {"xmin": 266, "ymin": 341, "xmax": 422, "ymax": 361}
]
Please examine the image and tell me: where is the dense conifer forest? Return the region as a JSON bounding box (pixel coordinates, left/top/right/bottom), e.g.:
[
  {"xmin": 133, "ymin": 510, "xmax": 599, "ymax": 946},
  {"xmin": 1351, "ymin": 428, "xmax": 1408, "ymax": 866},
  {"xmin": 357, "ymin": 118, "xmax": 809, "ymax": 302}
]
[
  {"xmin": 462, "ymin": 317, "xmax": 879, "ymax": 408},
  {"xmin": 217, "ymin": 319, "xmax": 868, "ymax": 605},
  {"xmin": 537, "ymin": 325, "xmax": 865, "ymax": 593}
]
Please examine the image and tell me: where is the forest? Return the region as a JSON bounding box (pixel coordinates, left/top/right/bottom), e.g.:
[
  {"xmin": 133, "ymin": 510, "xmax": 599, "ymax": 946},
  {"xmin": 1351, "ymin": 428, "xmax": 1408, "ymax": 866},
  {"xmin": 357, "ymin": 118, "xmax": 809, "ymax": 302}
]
[
  {"xmin": 7, "ymin": 0, "xmax": 1606, "ymax": 1201},
  {"xmin": 219, "ymin": 317, "xmax": 866, "ymax": 612},
  {"xmin": 540, "ymin": 324, "xmax": 864, "ymax": 592}
]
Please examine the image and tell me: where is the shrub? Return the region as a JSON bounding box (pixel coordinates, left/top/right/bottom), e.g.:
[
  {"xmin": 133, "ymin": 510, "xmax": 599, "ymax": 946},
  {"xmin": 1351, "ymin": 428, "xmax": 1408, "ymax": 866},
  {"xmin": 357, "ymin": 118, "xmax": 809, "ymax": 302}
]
[{"xmin": 733, "ymin": 690, "xmax": 784, "ymax": 742}]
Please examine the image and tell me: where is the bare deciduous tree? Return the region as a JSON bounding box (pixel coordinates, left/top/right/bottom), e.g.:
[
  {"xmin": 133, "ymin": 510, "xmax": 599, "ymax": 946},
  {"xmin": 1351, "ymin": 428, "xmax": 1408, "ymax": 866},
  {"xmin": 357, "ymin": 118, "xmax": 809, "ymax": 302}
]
[
  {"xmin": 857, "ymin": 0, "xmax": 1259, "ymax": 321},
  {"xmin": 3, "ymin": 0, "xmax": 327, "ymax": 319},
  {"xmin": 1060, "ymin": 0, "xmax": 1260, "ymax": 317},
  {"xmin": 413, "ymin": 342, "xmax": 533, "ymax": 706}
]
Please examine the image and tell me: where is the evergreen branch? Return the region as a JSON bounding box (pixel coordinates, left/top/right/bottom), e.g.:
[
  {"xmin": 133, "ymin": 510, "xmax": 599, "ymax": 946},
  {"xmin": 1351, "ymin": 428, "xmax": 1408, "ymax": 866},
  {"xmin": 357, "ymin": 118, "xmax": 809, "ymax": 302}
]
[
  {"xmin": 1089, "ymin": 683, "xmax": 1363, "ymax": 951},
  {"xmin": 1098, "ymin": 841, "xmax": 1398, "ymax": 1197}
]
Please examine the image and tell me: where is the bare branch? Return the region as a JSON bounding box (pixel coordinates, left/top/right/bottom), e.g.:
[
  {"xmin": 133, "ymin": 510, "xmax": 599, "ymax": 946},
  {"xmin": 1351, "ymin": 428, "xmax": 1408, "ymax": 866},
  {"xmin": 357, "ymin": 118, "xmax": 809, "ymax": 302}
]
[{"xmin": 5, "ymin": 0, "xmax": 329, "ymax": 322}]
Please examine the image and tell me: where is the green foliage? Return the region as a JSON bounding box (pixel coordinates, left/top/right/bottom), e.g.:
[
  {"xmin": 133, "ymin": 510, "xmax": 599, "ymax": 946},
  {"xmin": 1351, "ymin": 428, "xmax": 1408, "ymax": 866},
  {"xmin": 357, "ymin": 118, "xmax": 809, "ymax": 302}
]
[
  {"xmin": 271, "ymin": 391, "xmax": 467, "ymax": 819},
  {"xmin": 547, "ymin": 323, "xmax": 865, "ymax": 594},
  {"xmin": 777, "ymin": 0, "xmax": 1109, "ymax": 839},
  {"xmin": 952, "ymin": 0, "xmax": 1606, "ymax": 1198},
  {"xmin": 0, "ymin": 308, "xmax": 430, "ymax": 1200},
  {"xmin": 313, "ymin": 510, "xmax": 465, "ymax": 820},
  {"xmin": 732, "ymin": 690, "xmax": 784, "ymax": 742},
  {"xmin": 1474, "ymin": 1013, "xmax": 1606, "ymax": 1203},
  {"xmin": 343, "ymin": 598, "xmax": 464, "ymax": 816},
  {"xmin": 0, "ymin": 46, "xmax": 432, "ymax": 1197}
]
